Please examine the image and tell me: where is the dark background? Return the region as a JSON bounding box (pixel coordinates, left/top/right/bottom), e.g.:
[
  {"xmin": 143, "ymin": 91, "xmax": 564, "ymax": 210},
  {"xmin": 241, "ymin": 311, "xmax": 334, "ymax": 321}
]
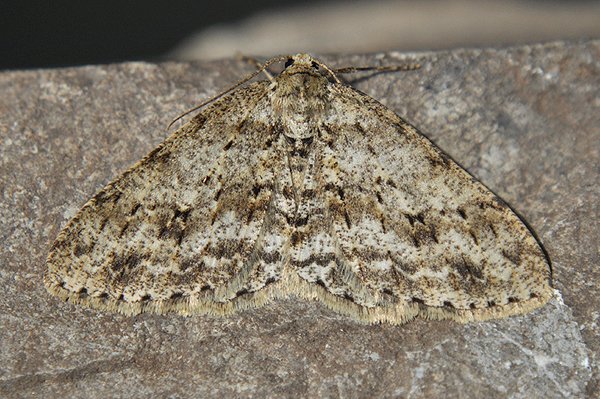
[
  {"xmin": 0, "ymin": 0, "xmax": 324, "ymax": 70},
  {"xmin": 2, "ymin": 0, "xmax": 599, "ymax": 71}
]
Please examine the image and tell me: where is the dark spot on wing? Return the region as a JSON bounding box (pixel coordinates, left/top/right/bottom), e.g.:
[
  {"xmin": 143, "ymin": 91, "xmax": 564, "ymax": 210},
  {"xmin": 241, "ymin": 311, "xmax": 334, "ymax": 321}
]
[
  {"xmin": 173, "ymin": 208, "xmax": 191, "ymax": 221},
  {"xmin": 293, "ymin": 253, "xmax": 336, "ymax": 269},
  {"xmin": 452, "ymin": 257, "xmax": 483, "ymax": 280},
  {"xmin": 246, "ymin": 208, "xmax": 255, "ymax": 223},
  {"xmin": 190, "ymin": 114, "xmax": 208, "ymax": 127},
  {"xmin": 264, "ymin": 277, "xmax": 277, "ymax": 286},
  {"xmin": 223, "ymin": 139, "xmax": 234, "ymax": 151},
  {"xmin": 430, "ymin": 151, "xmax": 451, "ymax": 168},
  {"xmin": 344, "ymin": 210, "xmax": 352, "ymax": 229},
  {"xmin": 411, "ymin": 235, "xmax": 421, "ymax": 248},
  {"xmin": 468, "ymin": 230, "xmax": 479, "ymax": 245},
  {"xmin": 301, "ymin": 189, "xmax": 315, "ymax": 199},
  {"xmin": 502, "ymin": 248, "xmax": 521, "ymax": 264},
  {"xmin": 405, "ymin": 213, "xmax": 422, "ymax": 226},
  {"xmin": 492, "ymin": 195, "xmax": 507, "ymax": 208},
  {"xmin": 296, "ymin": 147, "xmax": 309, "ymax": 158},
  {"xmin": 94, "ymin": 189, "xmax": 122, "ymax": 208},
  {"xmin": 302, "ymin": 137, "xmax": 313, "ymax": 146},
  {"xmin": 146, "ymin": 144, "xmax": 172, "ymax": 164},
  {"xmin": 443, "ymin": 301, "xmax": 454, "ymax": 308},
  {"xmin": 260, "ymin": 251, "xmax": 281, "ymax": 264},
  {"xmin": 415, "ymin": 212, "xmax": 425, "ymax": 225},
  {"xmin": 111, "ymin": 253, "xmax": 144, "ymax": 273},
  {"xmin": 294, "ymin": 215, "xmax": 309, "ymax": 227},
  {"xmin": 73, "ymin": 243, "xmax": 91, "ymax": 257},
  {"xmin": 291, "ymin": 232, "xmax": 300, "ymax": 246},
  {"xmin": 119, "ymin": 222, "xmax": 130, "ymax": 238},
  {"xmin": 180, "ymin": 258, "xmax": 203, "ymax": 272},
  {"xmin": 110, "ymin": 253, "xmax": 146, "ymax": 284},
  {"xmin": 354, "ymin": 122, "xmax": 366, "ymax": 135},
  {"xmin": 380, "ymin": 216, "xmax": 387, "ymax": 233},
  {"xmin": 130, "ymin": 203, "xmax": 141, "ymax": 216}
]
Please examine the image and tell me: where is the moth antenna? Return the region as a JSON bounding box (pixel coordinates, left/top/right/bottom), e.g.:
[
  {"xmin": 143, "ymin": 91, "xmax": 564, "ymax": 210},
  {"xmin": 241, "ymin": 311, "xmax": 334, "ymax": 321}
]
[
  {"xmin": 167, "ymin": 55, "xmax": 290, "ymax": 130},
  {"xmin": 236, "ymin": 53, "xmax": 275, "ymax": 81},
  {"xmin": 332, "ymin": 63, "xmax": 421, "ymax": 74},
  {"xmin": 311, "ymin": 59, "xmax": 343, "ymax": 85}
]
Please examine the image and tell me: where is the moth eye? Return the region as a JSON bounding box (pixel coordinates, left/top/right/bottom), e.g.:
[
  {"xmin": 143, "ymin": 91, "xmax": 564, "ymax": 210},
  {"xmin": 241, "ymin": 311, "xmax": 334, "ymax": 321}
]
[
  {"xmin": 284, "ymin": 58, "xmax": 294, "ymax": 68},
  {"xmin": 311, "ymin": 61, "xmax": 319, "ymax": 70}
]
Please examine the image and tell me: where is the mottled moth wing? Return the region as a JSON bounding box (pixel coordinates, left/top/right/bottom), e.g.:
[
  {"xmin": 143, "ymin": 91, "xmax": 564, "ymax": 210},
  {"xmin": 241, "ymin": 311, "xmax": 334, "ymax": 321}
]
[
  {"xmin": 300, "ymin": 84, "xmax": 552, "ymax": 323},
  {"xmin": 46, "ymin": 53, "xmax": 552, "ymax": 324},
  {"xmin": 45, "ymin": 81, "xmax": 289, "ymax": 315}
]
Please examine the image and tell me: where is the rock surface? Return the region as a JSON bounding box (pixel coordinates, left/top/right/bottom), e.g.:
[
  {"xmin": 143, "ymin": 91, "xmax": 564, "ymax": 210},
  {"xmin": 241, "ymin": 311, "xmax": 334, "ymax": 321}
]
[{"xmin": 0, "ymin": 40, "xmax": 597, "ymax": 398}]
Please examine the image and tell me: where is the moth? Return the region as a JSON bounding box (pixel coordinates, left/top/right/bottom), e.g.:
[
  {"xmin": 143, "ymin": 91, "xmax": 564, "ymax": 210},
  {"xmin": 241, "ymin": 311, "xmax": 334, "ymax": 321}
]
[{"xmin": 45, "ymin": 53, "xmax": 552, "ymax": 324}]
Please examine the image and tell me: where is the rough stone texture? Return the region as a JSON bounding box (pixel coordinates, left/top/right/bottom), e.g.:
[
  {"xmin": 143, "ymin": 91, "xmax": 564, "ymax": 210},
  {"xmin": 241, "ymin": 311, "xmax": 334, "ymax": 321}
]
[{"xmin": 0, "ymin": 40, "xmax": 597, "ymax": 398}]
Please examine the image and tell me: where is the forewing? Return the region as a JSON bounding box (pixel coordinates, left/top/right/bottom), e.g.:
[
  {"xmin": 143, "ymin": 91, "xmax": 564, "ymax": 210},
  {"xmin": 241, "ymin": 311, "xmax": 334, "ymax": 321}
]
[
  {"xmin": 314, "ymin": 84, "xmax": 552, "ymax": 322},
  {"xmin": 45, "ymin": 82, "xmax": 289, "ymax": 315}
]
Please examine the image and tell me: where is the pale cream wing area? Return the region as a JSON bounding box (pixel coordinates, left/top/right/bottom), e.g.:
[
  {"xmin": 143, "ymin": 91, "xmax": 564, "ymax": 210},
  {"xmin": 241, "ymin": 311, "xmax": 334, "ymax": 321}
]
[
  {"xmin": 45, "ymin": 81, "xmax": 293, "ymax": 315},
  {"xmin": 311, "ymin": 84, "xmax": 552, "ymax": 323}
]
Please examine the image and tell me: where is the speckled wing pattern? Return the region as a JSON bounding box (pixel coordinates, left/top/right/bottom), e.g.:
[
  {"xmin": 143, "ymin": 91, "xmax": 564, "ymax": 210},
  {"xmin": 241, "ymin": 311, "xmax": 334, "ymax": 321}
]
[
  {"xmin": 45, "ymin": 53, "xmax": 552, "ymax": 324},
  {"xmin": 45, "ymin": 82, "xmax": 292, "ymax": 315}
]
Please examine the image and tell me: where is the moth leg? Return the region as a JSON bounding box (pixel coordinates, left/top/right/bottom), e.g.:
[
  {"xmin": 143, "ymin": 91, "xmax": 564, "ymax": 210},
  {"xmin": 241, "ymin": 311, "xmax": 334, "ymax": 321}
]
[{"xmin": 236, "ymin": 52, "xmax": 275, "ymax": 81}]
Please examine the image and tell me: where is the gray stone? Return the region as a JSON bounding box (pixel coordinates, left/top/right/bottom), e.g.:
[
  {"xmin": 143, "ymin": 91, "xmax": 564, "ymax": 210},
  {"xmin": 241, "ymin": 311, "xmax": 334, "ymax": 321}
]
[{"xmin": 0, "ymin": 40, "xmax": 597, "ymax": 398}]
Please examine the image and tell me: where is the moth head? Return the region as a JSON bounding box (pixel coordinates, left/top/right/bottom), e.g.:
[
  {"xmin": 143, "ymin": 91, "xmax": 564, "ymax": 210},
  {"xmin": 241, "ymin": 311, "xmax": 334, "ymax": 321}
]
[
  {"xmin": 283, "ymin": 53, "xmax": 322, "ymax": 74},
  {"xmin": 274, "ymin": 53, "xmax": 341, "ymax": 85}
]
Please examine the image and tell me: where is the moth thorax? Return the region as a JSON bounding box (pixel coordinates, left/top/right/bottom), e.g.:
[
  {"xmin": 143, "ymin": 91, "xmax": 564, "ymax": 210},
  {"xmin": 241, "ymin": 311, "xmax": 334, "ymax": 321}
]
[{"xmin": 271, "ymin": 73, "xmax": 329, "ymax": 140}]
